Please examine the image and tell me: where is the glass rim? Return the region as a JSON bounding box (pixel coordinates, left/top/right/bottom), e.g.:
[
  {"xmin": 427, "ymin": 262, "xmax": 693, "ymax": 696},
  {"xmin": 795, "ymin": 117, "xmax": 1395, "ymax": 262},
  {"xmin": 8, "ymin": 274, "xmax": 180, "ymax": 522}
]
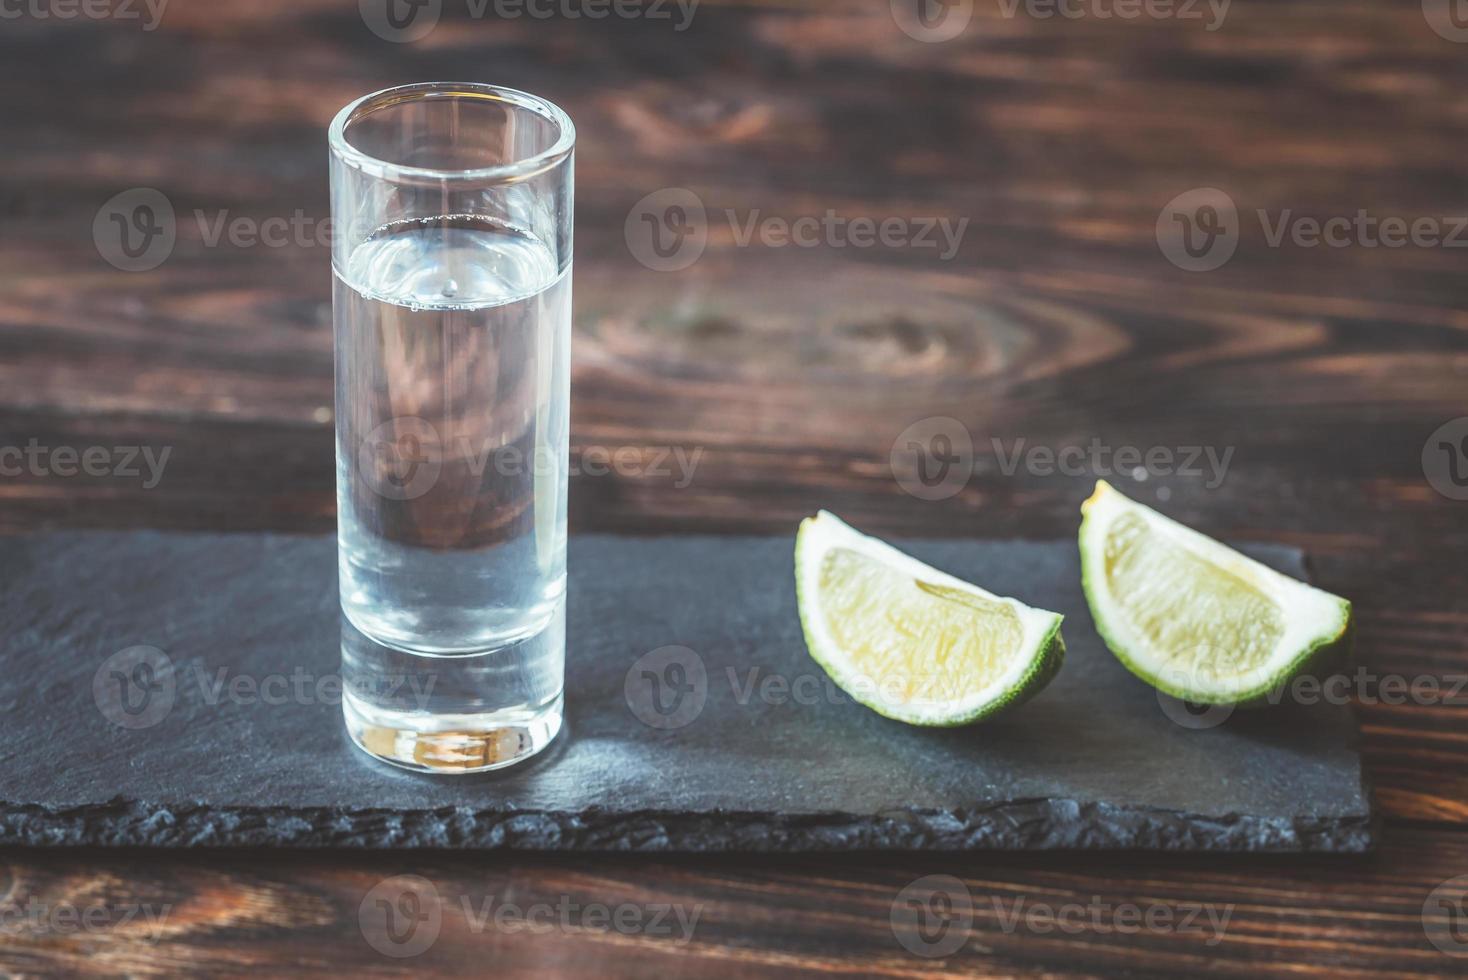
[{"xmin": 328, "ymin": 81, "xmax": 576, "ymax": 183}]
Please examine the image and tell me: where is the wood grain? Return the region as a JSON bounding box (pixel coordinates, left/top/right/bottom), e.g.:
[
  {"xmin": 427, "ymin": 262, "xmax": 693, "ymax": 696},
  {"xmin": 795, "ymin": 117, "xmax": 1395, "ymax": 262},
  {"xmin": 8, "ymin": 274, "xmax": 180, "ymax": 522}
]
[
  {"xmin": 2, "ymin": 0, "xmax": 1467, "ymax": 974},
  {"xmin": 0, "ymin": 833, "xmax": 1464, "ymax": 977}
]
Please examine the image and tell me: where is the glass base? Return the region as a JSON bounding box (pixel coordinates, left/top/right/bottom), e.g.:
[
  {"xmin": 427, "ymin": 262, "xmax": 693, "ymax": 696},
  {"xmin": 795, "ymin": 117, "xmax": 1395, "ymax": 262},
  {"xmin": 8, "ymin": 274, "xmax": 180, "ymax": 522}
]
[{"xmin": 344, "ymin": 689, "xmax": 563, "ymax": 773}]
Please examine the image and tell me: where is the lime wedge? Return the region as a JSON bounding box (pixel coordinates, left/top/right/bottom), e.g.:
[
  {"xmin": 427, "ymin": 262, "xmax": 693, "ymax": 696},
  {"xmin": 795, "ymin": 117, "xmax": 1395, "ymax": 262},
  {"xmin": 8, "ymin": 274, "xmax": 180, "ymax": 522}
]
[
  {"xmin": 794, "ymin": 511, "xmax": 1065, "ymax": 726},
  {"xmin": 1079, "ymin": 481, "xmax": 1352, "ymax": 705}
]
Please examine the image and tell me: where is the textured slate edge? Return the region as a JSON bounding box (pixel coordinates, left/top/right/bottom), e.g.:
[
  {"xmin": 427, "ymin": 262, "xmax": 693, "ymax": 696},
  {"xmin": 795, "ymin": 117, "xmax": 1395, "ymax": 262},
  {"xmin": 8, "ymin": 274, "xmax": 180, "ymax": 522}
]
[
  {"xmin": 1343, "ymin": 701, "xmax": 1378, "ymax": 852},
  {"xmin": 0, "ymin": 799, "xmax": 1375, "ymax": 853}
]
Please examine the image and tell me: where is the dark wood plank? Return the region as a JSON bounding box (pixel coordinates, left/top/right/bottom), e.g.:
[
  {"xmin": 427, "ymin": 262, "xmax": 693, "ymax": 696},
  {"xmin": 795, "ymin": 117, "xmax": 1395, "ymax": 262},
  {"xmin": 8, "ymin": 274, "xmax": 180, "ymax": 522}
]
[{"xmin": 0, "ymin": 833, "xmax": 1465, "ymax": 977}]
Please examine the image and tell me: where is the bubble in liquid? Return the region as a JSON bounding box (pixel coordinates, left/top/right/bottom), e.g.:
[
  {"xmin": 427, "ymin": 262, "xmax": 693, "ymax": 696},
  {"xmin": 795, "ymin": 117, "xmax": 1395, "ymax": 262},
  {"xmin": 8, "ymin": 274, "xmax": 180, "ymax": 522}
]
[{"xmin": 441, "ymin": 278, "xmax": 459, "ymax": 299}]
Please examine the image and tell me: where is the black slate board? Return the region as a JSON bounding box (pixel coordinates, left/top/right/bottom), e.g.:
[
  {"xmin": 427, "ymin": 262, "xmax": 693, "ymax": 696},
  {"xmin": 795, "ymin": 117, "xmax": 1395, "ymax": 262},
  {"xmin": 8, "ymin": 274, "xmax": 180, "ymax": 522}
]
[{"xmin": 0, "ymin": 532, "xmax": 1372, "ymax": 852}]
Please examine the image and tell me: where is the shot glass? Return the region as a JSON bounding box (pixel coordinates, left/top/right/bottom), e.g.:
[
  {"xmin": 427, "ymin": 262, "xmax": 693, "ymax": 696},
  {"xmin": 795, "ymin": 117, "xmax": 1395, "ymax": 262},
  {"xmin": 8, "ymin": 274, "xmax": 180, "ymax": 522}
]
[{"xmin": 328, "ymin": 83, "xmax": 573, "ymax": 772}]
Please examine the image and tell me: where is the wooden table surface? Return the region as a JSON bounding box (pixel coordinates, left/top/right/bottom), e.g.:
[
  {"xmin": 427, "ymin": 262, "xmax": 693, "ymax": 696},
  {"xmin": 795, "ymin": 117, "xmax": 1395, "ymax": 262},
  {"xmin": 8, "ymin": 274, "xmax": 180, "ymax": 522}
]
[{"xmin": 3, "ymin": 0, "xmax": 1468, "ymax": 975}]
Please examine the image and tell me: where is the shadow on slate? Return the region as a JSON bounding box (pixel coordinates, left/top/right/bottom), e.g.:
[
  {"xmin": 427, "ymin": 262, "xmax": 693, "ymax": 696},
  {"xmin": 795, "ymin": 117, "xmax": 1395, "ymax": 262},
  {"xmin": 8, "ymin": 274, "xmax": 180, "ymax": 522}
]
[{"xmin": 0, "ymin": 532, "xmax": 1373, "ymax": 852}]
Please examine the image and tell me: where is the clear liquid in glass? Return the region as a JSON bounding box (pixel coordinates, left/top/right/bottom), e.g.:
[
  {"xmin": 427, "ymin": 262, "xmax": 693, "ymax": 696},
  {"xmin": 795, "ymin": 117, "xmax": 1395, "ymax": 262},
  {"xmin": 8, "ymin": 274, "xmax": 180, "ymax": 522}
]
[{"xmin": 334, "ymin": 214, "xmax": 568, "ymax": 770}]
